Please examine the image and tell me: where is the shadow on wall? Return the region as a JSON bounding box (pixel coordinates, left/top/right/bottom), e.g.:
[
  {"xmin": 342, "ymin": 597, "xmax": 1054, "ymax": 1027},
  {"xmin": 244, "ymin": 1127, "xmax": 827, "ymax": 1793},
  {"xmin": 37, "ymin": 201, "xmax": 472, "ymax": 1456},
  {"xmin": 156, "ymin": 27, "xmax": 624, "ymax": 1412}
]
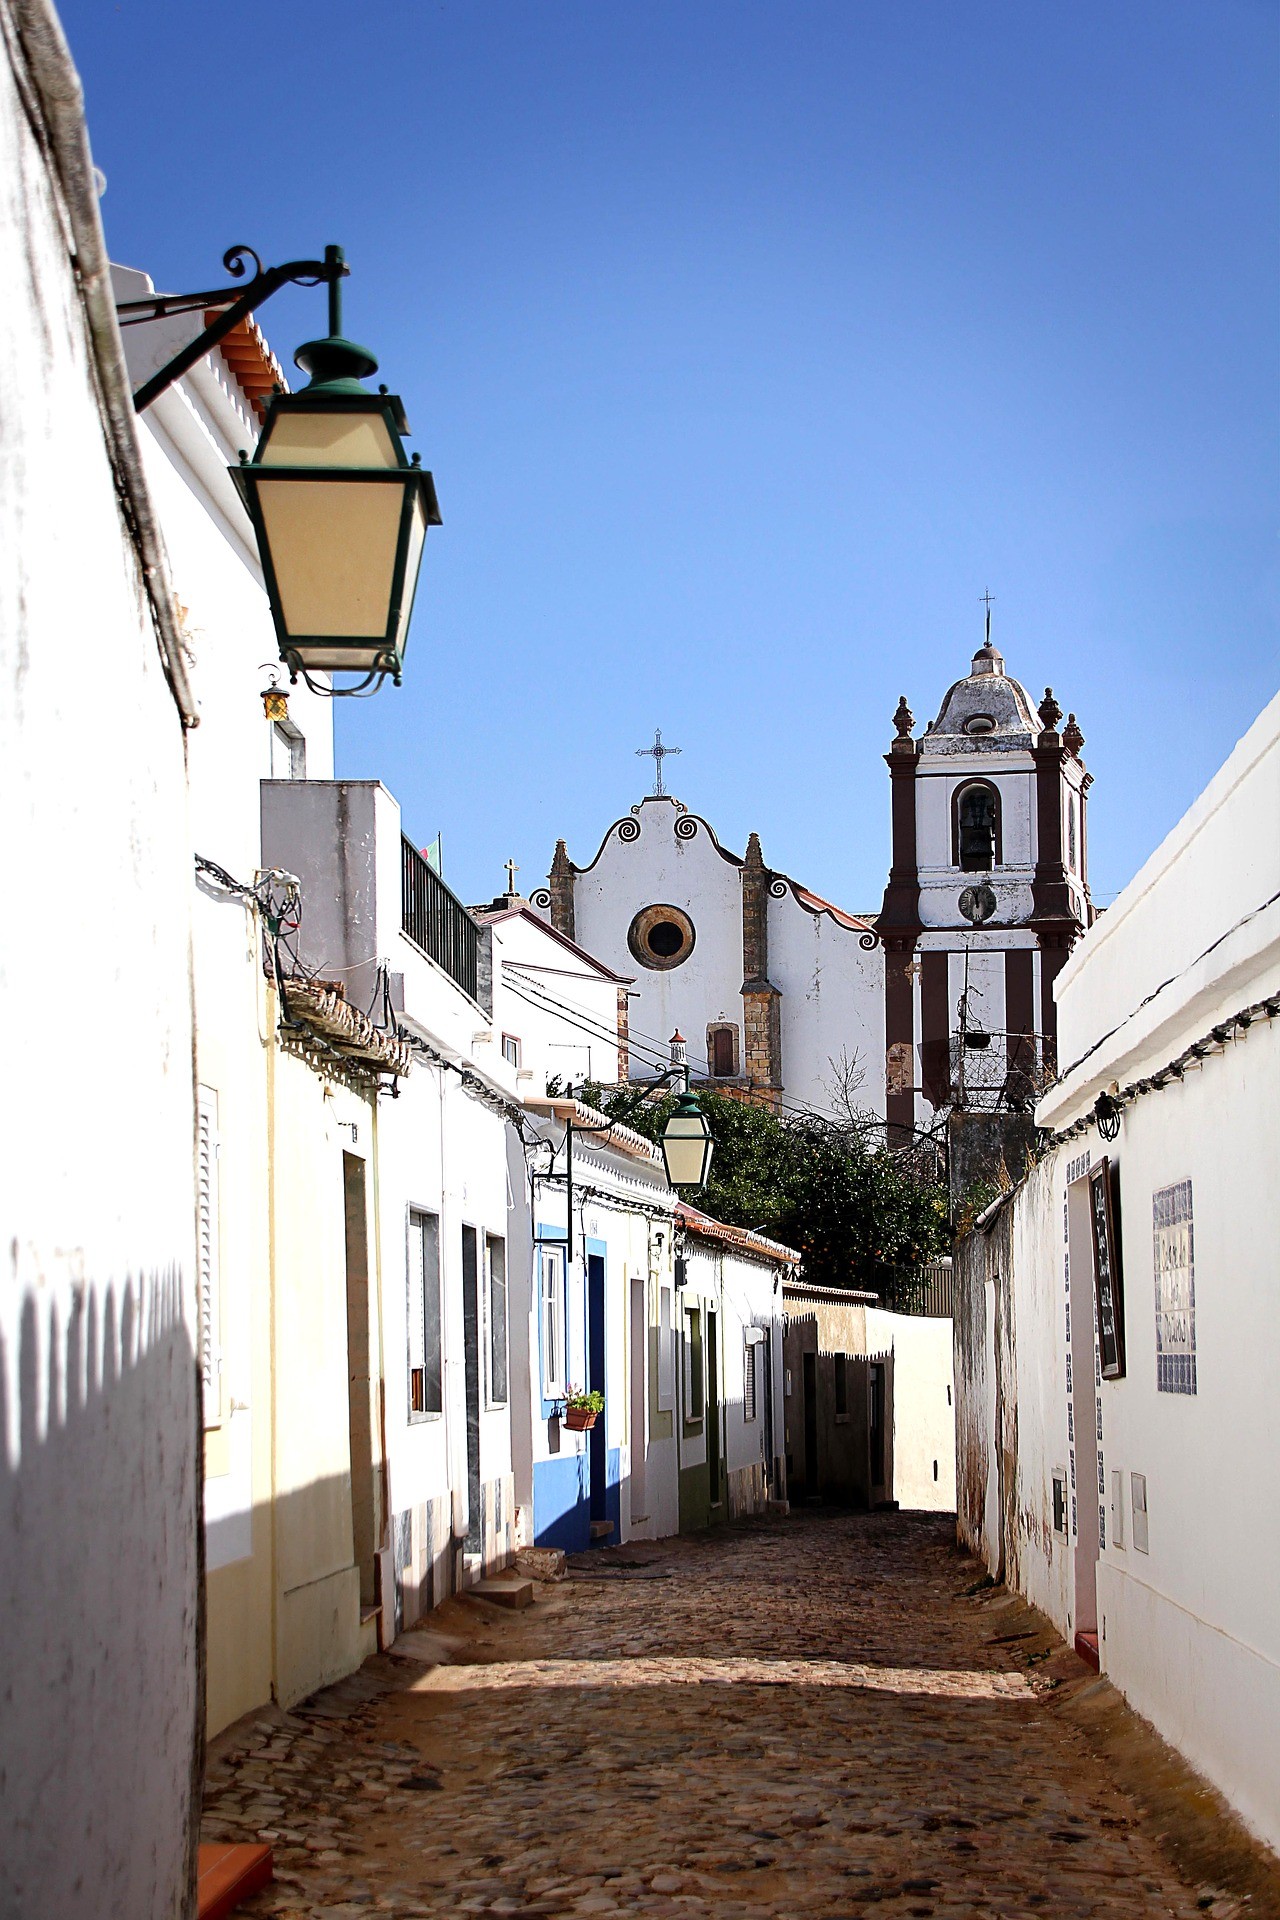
[{"xmin": 0, "ymin": 1270, "xmax": 201, "ymax": 1920}]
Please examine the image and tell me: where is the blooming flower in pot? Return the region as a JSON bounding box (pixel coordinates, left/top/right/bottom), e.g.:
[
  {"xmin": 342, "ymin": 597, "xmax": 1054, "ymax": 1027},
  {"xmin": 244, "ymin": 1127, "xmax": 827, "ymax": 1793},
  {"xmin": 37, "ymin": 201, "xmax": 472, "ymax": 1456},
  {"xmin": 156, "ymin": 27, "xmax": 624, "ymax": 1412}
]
[{"xmin": 562, "ymin": 1386, "xmax": 603, "ymax": 1431}]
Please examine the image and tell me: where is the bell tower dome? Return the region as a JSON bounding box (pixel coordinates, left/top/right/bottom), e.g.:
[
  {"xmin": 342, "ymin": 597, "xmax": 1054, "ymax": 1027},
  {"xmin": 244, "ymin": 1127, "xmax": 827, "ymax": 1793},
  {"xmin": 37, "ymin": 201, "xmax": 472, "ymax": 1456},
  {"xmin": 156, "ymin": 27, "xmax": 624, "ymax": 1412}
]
[{"xmin": 875, "ymin": 620, "xmax": 1093, "ymax": 1139}]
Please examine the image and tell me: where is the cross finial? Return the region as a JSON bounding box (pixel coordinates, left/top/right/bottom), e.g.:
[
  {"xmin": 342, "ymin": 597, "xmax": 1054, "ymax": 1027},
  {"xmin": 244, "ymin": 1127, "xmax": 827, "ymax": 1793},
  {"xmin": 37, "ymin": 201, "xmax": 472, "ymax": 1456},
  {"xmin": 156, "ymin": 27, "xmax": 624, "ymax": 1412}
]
[
  {"xmin": 504, "ymin": 857, "xmax": 519, "ymax": 894},
  {"xmin": 636, "ymin": 727, "xmax": 681, "ymax": 797},
  {"xmin": 979, "ymin": 588, "xmax": 995, "ymax": 643}
]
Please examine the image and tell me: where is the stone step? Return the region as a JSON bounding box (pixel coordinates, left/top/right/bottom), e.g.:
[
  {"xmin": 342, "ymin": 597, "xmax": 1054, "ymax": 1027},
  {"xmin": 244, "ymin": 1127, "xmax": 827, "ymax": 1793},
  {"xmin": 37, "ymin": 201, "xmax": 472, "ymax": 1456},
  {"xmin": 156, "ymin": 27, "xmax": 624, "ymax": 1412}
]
[
  {"xmin": 197, "ymin": 1842, "xmax": 273, "ymax": 1920},
  {"xmin": 470, "ymin": 1576, "xmax": 535, "ymax": 1610}
]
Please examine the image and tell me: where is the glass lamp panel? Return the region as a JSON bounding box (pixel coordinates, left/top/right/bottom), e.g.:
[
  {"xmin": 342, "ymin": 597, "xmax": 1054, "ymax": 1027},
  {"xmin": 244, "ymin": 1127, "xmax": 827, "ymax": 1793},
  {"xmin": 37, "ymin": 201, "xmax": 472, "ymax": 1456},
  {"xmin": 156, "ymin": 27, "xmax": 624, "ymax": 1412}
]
[
  {"xmin": 662, "ymin": 1114, "xmax": 713, "ymax": 1189},
  {"xmin": 256, "ymin": 477, "xmax": 405, "ymax": 638},
  {"xmin": 396, "ymin": 492, "xmax": 428, "ymax": 637},
  {"xmin": 258, "ymin": 408, "xmax": 401, "ymax": 470}
]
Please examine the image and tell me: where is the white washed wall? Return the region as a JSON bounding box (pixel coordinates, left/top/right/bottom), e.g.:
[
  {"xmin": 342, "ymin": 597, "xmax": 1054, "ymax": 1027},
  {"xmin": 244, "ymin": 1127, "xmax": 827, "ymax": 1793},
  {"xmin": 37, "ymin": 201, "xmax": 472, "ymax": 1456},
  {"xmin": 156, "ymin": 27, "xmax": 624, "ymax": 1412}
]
[
  {"xmin": 570, "ymin": 799, "xmax": 745, "ymax": 1079},
  {"xmin": 956, "ymin": 692, "xmax": 1280, "ymax": 1853},
  {"xmin": 865, "ymin": 1309, "xmax": 957, "ymax": 1512},
  {"xmin": 0, "ymin": 33, "xmax": 198, "ymax": 1919}
]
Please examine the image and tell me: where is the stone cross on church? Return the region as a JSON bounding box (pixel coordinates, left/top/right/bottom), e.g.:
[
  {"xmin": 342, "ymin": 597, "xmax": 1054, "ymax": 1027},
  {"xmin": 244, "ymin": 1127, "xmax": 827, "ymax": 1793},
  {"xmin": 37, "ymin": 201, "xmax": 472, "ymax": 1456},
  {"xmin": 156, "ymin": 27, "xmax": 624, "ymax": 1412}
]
[{"xmin": 636, "ymin": 728, "xmax": 681, "ymax": 797}]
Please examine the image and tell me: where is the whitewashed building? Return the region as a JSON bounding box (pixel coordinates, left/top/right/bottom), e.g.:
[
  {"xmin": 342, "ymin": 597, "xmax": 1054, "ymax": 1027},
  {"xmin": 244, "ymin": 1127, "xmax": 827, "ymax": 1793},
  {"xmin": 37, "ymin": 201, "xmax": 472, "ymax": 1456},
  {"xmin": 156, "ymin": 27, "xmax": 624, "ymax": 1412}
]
[
  {"xmin": 1, "ymin": 7, "xmax": 201, "ymax": 1912},
  {"xmin": 673, "ymin": 1206, "xmax": 793, "ymax": 1533},
  {"xmin": 539, "ymin": 638, "xmax": 1094, "ymax": 1139},
  {"xmin": 952, "ymin": 690, "xmax": 1280, "ymax": 1853}
]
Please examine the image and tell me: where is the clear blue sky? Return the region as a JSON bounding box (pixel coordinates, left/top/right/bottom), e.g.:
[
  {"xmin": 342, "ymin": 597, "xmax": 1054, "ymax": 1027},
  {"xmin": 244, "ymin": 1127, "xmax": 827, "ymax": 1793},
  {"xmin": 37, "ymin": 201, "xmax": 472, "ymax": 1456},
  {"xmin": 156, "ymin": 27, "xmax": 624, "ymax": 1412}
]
[{"xmin": 66, "ymin": 1, "xmax": 1277, "ymax": 912}]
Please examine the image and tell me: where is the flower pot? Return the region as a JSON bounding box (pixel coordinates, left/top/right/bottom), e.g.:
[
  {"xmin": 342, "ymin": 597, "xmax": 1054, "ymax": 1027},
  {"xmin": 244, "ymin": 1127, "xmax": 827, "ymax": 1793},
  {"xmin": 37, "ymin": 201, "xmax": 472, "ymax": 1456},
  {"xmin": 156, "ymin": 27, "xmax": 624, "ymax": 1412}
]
[{"xmin": 563, "ymin": 1407, "xmax": 599, "ymax": 1431}]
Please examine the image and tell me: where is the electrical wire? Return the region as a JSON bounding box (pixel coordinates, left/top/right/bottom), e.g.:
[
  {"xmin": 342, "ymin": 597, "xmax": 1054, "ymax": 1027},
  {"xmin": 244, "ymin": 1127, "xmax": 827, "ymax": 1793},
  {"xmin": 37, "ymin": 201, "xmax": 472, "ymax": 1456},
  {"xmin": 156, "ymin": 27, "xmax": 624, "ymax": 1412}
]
[{"xmin": 1052, "ymin": 885, "xmax": 1280, "ymax": 1089}]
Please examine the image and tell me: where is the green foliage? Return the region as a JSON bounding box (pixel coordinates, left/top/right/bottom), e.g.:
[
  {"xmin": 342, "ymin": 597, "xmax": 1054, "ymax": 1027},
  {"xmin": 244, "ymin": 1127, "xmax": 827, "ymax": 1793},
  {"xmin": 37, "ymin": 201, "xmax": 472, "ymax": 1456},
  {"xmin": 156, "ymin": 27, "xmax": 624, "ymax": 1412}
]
[
  {"xmin": 589, "ymin": 1084, "xmax": 949, "ymax": 1310},
  {"xmin": 563, "ymin": 1385, "xmax": 604, "ymax": 1412}
]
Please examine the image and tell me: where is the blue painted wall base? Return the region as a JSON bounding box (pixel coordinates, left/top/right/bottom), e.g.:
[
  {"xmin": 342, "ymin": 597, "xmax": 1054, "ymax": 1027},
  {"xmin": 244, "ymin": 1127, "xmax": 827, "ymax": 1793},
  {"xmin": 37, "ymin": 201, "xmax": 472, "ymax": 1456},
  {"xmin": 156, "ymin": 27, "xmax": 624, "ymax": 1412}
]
[{"xmin": 533, "ymin": 1448, "xmax": 621, "ymax": 1552}]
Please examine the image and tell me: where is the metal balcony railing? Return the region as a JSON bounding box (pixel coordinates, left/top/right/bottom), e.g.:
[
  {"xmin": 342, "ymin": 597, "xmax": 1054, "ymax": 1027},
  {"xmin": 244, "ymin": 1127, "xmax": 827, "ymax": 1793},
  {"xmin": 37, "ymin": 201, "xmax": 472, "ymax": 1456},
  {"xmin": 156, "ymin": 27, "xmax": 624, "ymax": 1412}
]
[{"xmin": 400, "ymin": 835, "xmax": 480, "ymax": 1003}]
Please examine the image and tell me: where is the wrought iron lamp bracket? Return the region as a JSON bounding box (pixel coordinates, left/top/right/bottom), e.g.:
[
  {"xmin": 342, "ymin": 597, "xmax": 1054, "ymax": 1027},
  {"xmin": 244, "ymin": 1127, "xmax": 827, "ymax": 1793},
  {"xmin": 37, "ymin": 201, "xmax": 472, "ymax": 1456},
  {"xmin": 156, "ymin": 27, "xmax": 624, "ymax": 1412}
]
[{"xmin": 116, "ymin": 244, "xmax": 348, "ymax": 414}]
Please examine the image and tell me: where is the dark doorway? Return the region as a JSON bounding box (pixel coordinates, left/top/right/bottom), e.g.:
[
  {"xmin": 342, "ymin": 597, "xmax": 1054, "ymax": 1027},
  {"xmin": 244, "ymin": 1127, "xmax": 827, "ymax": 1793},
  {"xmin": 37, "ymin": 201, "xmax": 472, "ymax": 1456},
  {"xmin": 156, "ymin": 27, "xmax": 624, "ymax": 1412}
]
[
  {"xmin": 760, "ymin": 1328, "xmax": 776, "ymax": 1495},
  {"xmin": 706, "ymin": 1309, "xmax": 721, "ymax": 1506},
  {"xmin": 802, "ymin": 1350, "xmax": 818, "ymax": 1497},
  {"xmin": 587, "ymin": 1252, "xmax": 606, "ymax": 1527},
  {"xmin": 343, "ymin": 1154, "xmax": 376, "ymax": 1606},
  {"xmin": 461, "ymin": 1225, "xmax": 481, "ymax": 1557},
  {"xmin": 869, "ymin": 1361, "xmax": 886, "ymax": 1490}
]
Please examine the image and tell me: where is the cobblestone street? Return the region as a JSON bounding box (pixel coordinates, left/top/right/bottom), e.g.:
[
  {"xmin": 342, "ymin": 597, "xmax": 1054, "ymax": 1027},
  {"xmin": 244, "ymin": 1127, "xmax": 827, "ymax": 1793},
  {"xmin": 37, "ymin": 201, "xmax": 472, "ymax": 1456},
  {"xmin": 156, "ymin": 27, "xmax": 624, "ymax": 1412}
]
[{"xmin": 207, "ymin": 1512, "xmax": 1275, "ymax": 1919}]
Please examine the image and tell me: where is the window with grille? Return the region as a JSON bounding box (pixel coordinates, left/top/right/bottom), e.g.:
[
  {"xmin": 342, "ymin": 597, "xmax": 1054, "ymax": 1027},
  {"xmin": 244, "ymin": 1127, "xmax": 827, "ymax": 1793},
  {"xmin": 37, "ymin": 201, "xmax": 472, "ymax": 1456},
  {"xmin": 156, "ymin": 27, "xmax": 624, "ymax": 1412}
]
[
  {"xmin": 743, "ymin": 1338, "xmax": 758, "ymax": 1422},
  {"xmin": 407, "ymin": 1209, "xmax": 442, "ymax": 1418},
  {"xmin": 540, "ymin": 1247, "xmax": 566, "ymax": 1399},
  {"xmin": 196, "ymin": 1086, "xmax": 222, "ymax": 1428},
  {"xmin": 486, "ymin": 1235, "xmax": 508, "ymax": 1405}
]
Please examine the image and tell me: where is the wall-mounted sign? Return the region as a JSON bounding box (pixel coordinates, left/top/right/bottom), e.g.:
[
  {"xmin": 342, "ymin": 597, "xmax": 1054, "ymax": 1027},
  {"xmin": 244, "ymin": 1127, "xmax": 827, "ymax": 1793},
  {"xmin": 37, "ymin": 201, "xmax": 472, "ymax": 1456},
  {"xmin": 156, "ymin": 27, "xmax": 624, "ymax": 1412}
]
[
  {"xmin": 1152, "ymin": 1179, "xmax": 1196, "ymax": 1395},
  {"xmin": 1089, "ymin": 1156, "xmax": 1126, "ymax": 1380}
]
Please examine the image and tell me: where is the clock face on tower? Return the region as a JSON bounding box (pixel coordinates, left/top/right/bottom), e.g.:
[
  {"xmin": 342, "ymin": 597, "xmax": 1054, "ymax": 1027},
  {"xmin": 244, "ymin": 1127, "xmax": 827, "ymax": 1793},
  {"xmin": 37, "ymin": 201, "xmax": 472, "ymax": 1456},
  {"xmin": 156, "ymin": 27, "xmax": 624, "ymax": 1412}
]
[{"xmin": 959, "ymin": 884, "xmax": 997, "ymax": 926}]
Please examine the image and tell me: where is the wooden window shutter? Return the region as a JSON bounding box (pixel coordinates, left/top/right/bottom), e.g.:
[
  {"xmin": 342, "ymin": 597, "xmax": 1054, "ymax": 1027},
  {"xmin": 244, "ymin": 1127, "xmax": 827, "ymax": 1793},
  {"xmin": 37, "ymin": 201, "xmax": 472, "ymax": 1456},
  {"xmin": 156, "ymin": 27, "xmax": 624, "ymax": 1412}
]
[{"xmin": 196, "ymin": 1086, "xmax": 221, "ymax": 1426}]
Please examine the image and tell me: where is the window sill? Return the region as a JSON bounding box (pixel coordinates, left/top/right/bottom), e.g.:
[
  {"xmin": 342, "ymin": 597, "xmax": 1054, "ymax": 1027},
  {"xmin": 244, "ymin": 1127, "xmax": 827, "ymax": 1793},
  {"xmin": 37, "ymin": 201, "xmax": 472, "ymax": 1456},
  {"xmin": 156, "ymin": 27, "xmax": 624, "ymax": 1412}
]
[{"xmin": 408, "ymin": 1410, "xmax": 444, "ymax": 1426}]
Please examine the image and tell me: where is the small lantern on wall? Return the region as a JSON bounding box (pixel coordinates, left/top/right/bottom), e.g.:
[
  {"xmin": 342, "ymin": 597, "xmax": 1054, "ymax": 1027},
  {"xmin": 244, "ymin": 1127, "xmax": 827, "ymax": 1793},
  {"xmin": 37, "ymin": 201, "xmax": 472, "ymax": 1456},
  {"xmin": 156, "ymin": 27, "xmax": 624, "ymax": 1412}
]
[
  {"xmin": 259, "ymin": 665, "xmax": 289, "ymax": 722},
  {"xmin": 230, "ymin": 246, "xmax": 440, "ymax": 694}
]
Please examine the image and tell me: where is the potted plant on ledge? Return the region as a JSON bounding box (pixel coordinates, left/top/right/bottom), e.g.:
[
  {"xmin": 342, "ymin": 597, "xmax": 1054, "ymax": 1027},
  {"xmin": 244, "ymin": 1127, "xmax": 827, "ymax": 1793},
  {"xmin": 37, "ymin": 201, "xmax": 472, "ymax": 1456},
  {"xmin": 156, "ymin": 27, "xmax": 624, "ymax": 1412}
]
[{"xmin": 562, "ymin": 1387, "xmax": 603, "ymax": 1432}]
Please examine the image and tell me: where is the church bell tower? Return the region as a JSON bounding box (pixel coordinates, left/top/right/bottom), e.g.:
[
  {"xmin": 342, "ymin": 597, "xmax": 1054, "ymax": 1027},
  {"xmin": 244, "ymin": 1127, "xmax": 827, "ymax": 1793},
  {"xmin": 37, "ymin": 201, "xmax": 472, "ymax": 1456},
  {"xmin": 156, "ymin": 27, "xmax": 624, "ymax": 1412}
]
[{"xmin": 876, "ymin": 625, "xmax": 1093, "ymax": 1139}]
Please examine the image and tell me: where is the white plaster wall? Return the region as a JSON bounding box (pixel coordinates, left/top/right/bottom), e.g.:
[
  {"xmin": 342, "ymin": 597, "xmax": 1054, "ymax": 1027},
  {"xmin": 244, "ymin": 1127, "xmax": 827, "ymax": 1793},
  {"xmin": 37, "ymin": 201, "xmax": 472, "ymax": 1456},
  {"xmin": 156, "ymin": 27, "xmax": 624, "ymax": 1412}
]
[
  {"xmin": 1044, "ymin": 692, "xmax": 1280, "ymax": 1121},
  {"xmin": 0, "ymin": 43, "xmax": 198, "ymax": 1918},
  {"xmin": 715, "ymin": 1248, "xmax": 786, "ymax": 1489},
  {"xmin": 489, "ymin": 912, "xmax": 623, "ymax": 1093},
  {"xmin": 569, "ymin": 801, "xmax": 745, "ymax": 1079},
  {"xmin": 117, "ymin": 266, "xmax": 337, "ymax": 1736},
  {"xmin": 971, "ymin": 689, "xmax": 1280, "ymax": 1851},
  {"xmin": 768, "ymin": 889, "xmax": 885, "ymax": 1113},
  {"xmin": 865, "ymin": 1310, "xmax": 956, "ymax": 1512}
]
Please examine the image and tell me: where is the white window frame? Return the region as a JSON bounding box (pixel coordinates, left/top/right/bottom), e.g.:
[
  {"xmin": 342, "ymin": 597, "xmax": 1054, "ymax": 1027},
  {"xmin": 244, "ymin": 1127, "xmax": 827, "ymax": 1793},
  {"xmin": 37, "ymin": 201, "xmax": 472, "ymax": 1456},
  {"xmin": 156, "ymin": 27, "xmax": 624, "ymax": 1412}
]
[
  {"xmin": 501, "ymin": 1032, "xmax": 522, "ymax": 1069},
  {"xmin": 196, "ymin": 1086, "xmax": 222, "ymax": 1428},
  {"xmin": 407, "ymin": 1207, "xmax": 443, "ymax": 1421},
  {"xmin": 540, "ymin": 1246, "xmax": 567, "ymax": 1401},
  {"xmin": 485, "ymin": 1234, "xmax": 509, "ymax": 1407}
]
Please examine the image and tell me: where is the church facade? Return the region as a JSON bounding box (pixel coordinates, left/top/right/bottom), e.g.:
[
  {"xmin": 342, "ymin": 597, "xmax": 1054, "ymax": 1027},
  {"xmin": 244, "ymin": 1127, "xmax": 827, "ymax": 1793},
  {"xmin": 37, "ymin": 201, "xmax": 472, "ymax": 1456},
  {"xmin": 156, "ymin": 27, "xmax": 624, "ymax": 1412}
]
[{"xmin": 534, "ymin": 637, "xmax": 1094, "ymax": 1136}]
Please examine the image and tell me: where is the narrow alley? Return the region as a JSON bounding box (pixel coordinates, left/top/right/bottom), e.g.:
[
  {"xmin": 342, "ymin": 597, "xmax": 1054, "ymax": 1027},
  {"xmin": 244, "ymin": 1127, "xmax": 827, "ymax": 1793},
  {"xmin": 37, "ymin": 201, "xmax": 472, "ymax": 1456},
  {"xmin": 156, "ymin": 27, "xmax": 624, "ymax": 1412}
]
[{"xmin": 203, "ymin": 1512, "xmax": 1273, "ymax": 1920}]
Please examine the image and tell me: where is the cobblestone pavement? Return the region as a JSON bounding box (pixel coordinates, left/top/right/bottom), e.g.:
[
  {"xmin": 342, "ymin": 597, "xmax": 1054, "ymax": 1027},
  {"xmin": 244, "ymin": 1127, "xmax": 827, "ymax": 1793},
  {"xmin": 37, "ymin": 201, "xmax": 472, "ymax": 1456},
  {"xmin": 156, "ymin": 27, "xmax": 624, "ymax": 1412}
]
[{"xmin": 208, "ymin": 1510, "xmax": 1268, "ymax": 1919}]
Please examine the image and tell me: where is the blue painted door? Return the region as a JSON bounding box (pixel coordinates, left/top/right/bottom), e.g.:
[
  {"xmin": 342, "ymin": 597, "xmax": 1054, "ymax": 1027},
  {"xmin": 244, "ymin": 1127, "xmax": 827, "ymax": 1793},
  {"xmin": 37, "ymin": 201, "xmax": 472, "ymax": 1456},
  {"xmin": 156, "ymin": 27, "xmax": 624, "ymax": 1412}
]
[{"xmin": 588, "ymin": 1253, "xmax": 606, "ymax": 1526}]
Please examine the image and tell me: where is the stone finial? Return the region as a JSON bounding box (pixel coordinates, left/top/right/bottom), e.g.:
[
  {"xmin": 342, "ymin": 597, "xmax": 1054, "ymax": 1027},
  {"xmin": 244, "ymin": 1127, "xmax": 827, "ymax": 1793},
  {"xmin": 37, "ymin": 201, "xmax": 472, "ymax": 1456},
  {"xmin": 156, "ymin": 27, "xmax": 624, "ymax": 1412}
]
[
  {"xmin": 548, "ymin": 838, "xmax": 575, "ymax": 941},
  {"xmin": 1063, "ymin": 713, "xmax": 1085, "ymax": 759},
  {"xmin": 744, "ymin": 831, "xmax": 766, "ymax": 870},
  {"xmin": 893, "ymin": 695, "xmax": 914, "ymax": 740},
  {"xmin": 1038, "ymin": 687, "xmax": 1063, "ymax": 734}
]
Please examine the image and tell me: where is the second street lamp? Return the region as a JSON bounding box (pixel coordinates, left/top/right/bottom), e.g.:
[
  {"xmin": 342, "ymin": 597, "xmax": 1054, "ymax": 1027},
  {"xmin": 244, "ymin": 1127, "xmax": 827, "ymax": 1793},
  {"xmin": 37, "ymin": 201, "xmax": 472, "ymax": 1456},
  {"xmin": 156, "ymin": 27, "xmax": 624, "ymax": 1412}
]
[
  {"xmin": 661, "ymin": 1086, "xmax": 715, "ymax": 1192},
  {"xmin": 230, "ymin": 245, "xmax": 440, "ymax": 693}
]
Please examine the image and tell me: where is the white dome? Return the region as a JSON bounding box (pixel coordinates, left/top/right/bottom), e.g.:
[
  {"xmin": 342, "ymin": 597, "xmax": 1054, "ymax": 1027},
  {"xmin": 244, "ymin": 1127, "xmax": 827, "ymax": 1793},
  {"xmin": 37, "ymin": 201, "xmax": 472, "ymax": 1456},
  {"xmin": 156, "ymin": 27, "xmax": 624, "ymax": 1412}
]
[{"xmin": 925, "ymin": 643, "xmax": 1039, "ymax": 750}]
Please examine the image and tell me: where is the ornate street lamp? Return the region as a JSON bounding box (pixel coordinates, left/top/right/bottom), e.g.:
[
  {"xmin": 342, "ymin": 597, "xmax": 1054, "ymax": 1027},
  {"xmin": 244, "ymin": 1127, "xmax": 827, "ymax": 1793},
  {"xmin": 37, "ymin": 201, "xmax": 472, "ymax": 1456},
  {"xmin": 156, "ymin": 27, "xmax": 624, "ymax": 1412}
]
[
  {"xmin": 230, "ymin": 247, "xmax": 440, "ymax": 692},
  {"xmin": 117, "ymin": 242, "xmax": 439, "ymax": 696},
  {"xmin": 661, "ymin": 1085, "xmax": 715, "ymax": 1192}
]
